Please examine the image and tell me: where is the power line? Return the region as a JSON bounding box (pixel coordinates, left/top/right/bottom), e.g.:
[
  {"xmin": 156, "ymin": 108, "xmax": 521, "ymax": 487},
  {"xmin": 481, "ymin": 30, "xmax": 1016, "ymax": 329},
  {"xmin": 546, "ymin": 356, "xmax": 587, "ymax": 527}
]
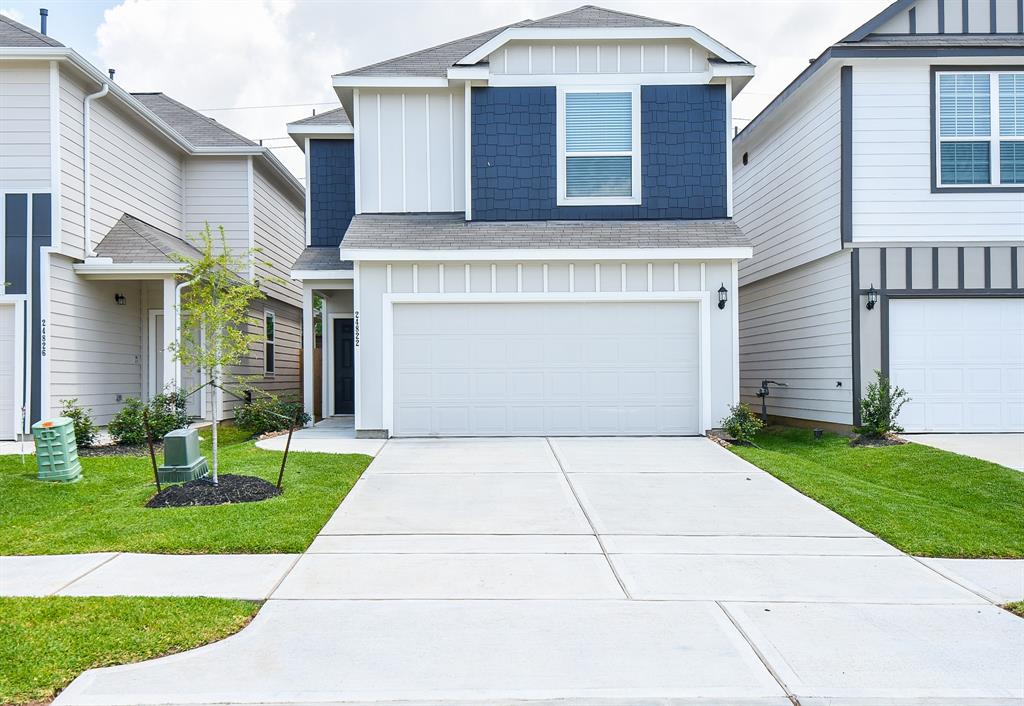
[{"xmin": 199, "ymin": 100, "xmax": 339, "ymax": 112}]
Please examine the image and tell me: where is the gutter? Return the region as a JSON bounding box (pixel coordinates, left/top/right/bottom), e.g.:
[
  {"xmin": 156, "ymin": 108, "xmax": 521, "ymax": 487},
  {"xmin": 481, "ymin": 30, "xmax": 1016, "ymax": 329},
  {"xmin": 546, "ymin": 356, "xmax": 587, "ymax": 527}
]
[{"xmin": 83, "ymin": 81, "xmax": 109, "ymax": 257}]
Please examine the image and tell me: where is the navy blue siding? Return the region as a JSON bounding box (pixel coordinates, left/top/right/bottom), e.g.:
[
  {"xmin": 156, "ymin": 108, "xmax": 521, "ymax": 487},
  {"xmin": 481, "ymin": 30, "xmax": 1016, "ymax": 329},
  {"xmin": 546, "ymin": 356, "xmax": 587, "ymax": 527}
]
[
  {"xmin": 5, "ymin": 193, "xmax": 27, "ymax": 294},
  {"xmin": 309, "ymin": 139, "xmax": 355, "ymax": 247},
  {"xmin": 471, "ymin": 85, "xmax": 727, "ymax": 220}
]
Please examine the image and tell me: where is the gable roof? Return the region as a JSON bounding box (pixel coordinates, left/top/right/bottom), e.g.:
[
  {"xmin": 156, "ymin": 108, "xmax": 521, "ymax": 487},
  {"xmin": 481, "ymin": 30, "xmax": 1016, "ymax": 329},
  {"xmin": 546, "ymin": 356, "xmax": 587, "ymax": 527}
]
[
  {"xmin": 841, "ymin": 0, "xmax": 916, "ymax": 42},
  {"xmin": 0, "ymin": 13, "xmax": 63, "ymax": 48},
  {"xmin": 93, "ymin": 214, "xmax": 201, "ymax": 264},
  {"xmin": 131, "ymin": 92, "xmax": 257, "ymax": 149},
  {"xmin": 289, "ymin": 107, "xmax": 352, "ymax": 127},
  {"xmin": 337, "ymin": 5, "xmax": 724, "ymax": 79}
]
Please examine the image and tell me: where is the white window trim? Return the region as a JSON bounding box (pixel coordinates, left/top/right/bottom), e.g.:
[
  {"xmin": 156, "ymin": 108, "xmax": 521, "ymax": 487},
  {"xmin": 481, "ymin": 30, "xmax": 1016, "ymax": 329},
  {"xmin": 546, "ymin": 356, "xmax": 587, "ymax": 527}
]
[
  {"xmin": 264, "ymin": 309, "xmax": 276, "ymax": 376},
  {"xmin": 556, "ymin": 85, "xmax": 642, "ymax": 206},
  {"xmin": 935, "ymin": 69, "xmax": 1024, "ymax": 188}
]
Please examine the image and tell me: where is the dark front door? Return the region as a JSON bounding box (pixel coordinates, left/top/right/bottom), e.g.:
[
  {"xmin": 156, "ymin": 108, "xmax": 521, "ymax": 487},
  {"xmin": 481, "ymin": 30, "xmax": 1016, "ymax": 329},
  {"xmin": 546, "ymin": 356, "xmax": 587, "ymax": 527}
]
[{"xmin": 332, "ymin": 318, "xmax": 355, "ymax": 415}]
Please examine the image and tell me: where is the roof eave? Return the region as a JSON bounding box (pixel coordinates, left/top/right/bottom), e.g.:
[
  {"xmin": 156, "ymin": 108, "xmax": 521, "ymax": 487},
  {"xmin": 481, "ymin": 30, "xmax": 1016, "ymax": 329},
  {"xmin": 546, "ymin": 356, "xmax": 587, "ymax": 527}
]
[
  {"xmin": 285, "ymin": 123, "xmax": 355, "ymax": 149},
  {"xmin": 73, "ymin": 259, "xmax": 188, "ymax": 280},
  {"xmin": 339, "ymin": 246, "xmax": 753, "ymax": 262}
]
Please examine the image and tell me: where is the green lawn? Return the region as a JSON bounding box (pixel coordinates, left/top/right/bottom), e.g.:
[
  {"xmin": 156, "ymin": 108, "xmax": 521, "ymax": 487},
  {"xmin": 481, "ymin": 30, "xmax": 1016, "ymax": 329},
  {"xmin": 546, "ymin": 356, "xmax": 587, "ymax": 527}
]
[
  {"xmin": 0, "ymin": 596, "xmax": 259, "ymax": 705},
  {"xmin": 729, "ymin": 427, "xmax": 1024, "ymax": 558},
  {"xmin": 0, "ymin": 426, "xmax": 371, "ymax": 554}
]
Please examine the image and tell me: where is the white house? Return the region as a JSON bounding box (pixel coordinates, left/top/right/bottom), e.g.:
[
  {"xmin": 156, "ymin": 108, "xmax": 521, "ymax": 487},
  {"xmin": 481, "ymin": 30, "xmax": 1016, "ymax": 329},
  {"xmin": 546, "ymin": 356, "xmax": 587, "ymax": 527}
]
[
  {"xmin": 0, "ymin": 12, "xmax": 306, "ymax": 438},
  {"xmin": 288, "ymin": 5, "xmax": 755, "ymax": 438},
  {"xmin": 733, "ymin": 0, "xmax": 1023, "ymax": 433}
]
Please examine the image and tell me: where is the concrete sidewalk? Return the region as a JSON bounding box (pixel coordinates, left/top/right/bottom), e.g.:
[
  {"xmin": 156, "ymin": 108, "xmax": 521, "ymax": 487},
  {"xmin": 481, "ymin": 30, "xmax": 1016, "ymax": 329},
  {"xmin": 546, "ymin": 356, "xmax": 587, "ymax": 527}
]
[
  {"xmin": 255, "ymin": 416, "xmax": 386, "ymax": 456},
  {"xmin": 39, "ymin": 437, "xmax": 1024, "ymax": 705}
]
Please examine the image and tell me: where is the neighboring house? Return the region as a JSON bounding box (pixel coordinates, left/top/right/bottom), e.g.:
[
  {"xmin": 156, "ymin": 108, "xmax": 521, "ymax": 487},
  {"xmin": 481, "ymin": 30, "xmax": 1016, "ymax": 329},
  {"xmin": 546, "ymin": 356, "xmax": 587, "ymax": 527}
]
[
  {"xmin": 733, "ymin": 0, "xmax": 1023, "ymax": 433},
  {"xmin": 0, "ymin": 13, "xmax": 306, "ymax": 439},
  {"xmin": 288, "ymin": 5, "xmax": 754, "ymax": 438}
]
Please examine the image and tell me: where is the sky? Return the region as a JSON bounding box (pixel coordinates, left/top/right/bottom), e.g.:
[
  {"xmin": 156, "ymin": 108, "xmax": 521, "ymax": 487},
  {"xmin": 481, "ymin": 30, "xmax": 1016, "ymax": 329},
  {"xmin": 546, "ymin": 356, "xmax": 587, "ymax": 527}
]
[{"xmin": 1, "ymin": 0, "xmax": 893, "ymax": 180}]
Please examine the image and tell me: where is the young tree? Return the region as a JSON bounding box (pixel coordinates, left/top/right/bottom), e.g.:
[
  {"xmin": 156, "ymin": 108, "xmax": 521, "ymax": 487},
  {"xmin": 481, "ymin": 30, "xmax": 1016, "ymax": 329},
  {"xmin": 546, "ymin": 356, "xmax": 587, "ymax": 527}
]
[{"xmin": 171, "ymin": 224, "xmax": 267, "ymax": 483}]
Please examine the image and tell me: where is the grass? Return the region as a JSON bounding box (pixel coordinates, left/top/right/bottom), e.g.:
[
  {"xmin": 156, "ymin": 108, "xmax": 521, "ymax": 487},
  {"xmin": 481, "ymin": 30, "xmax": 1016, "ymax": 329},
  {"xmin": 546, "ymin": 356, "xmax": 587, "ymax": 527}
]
[
  {"xmin": 1005, "ymin": 602, "xmax": 1024, "ymax": 618},
  {"xmin": 729, "ymin": 427, "xmax": 1024, "ymax": 558},
  {"xmin": 0, "ymin": 424, "xmax": 372, "ymax": 554},
  {"xmin": 0, "ymin": 596, "xmax": 259, "ymax": 705}
]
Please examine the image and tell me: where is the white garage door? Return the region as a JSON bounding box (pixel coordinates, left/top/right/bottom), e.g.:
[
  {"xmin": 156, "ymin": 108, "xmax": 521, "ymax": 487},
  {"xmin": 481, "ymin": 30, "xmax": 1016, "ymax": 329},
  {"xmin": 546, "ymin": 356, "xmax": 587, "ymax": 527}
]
[
  {"xmin": 0, "ymin": 304, "xmax": 18, "ymax": 440},
  {"xmin": 393, "ymin": 301, "xmax": 701, "ymax": 436},
  {"xmin": 890, "ymin": 298, "xmax": 1024, "ymax": 432}
]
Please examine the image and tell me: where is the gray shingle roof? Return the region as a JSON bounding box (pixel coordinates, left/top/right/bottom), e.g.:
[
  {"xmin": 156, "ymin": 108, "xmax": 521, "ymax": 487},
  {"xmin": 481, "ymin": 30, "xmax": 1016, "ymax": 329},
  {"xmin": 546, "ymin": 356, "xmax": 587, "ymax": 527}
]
[
  {"xmin": 0, "ymin": 13, "xmax": 63, "ymax": 47},
  {"xmin": 338, "ymin": 5, "xmax": 687, "ymax": 79},
  {"xmin": 291, "ymin": 247, "xmax": 353, "ymax": 271},
  {"xmin": 94, "ymin": 214, "xmax": 201, "ymax": 264},
  {"xmin": 839, "ymin": 34, "xmax": 1024, "ymax": 48},
  {"xmin": 289, "ymin": 107, "xmax": 352, "ymax": 127},
  {"xmin": 340, "ymin": 213, "xmax": 750, "ymax": 251},
  {"xmin": 131, "ymin": 93, "xmax": 257, "ymax": 149}
]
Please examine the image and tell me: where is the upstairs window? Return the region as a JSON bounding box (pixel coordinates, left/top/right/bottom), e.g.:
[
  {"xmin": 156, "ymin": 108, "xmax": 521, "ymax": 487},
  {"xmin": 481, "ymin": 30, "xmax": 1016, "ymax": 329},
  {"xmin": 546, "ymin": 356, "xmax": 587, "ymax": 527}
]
[
  {"xmin": 935, "ymin": 70, "xmax": 1024, "ymax": 188},
  {"xmin": 557, "ymin": 87, "xmax": 641, "ymax": 205},
  {"xmin": 264, "ymin": 310, "xmax": 276, "ymax": 376}
]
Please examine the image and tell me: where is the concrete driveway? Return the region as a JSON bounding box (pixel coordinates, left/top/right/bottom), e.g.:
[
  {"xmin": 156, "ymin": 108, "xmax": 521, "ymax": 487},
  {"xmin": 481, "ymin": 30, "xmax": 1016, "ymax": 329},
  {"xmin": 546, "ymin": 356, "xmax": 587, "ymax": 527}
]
[
  {"xmin": 908, "ymin": 433, "xmax": 1024, "ymax": 471},
  {"xmin": 55, "ymin": 437, "xmax": 1024, "ymax": 706}
]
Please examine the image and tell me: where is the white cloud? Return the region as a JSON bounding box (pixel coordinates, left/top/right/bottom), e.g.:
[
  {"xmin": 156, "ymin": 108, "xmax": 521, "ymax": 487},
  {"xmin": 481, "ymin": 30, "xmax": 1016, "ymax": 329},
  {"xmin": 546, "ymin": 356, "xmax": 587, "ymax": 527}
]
[
  {"xmin": 1, "ymin": 7, "xmax": 24, "ymax": 23},
  {"xmin": 94, "ymin": 0, "xmax": 892, "ymax": 178}
]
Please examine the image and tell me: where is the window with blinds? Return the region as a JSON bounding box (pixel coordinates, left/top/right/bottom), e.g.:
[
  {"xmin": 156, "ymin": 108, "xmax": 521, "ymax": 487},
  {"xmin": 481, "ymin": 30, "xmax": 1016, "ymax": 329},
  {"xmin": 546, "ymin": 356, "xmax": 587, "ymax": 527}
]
[
  {"xmin": 558, "ymin": 87, "xmax": 641, "ymax": 205},
  {"xmin": 936, "ymin": 71, "xmax": 1024, "ymax": 187}
]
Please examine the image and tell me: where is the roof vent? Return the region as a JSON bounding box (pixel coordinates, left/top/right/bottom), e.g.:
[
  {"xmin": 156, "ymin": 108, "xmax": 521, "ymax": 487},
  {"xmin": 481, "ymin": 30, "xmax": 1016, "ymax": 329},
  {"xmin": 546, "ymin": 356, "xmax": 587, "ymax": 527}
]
[
  {"xmin": 39, "ymin": 8, "xmax": 48, "ymax": 35},
  {"xmin": 108, "ymin": 68, "xmax": 116, "ymax": 81}
]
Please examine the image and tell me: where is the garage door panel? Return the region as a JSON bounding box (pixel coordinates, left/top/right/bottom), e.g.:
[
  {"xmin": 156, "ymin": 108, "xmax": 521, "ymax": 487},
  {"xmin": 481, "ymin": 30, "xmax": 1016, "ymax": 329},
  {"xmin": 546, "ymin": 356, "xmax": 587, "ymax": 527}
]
[
  {"xmin": 890, "ymin": 298, "xmax": 1024, "ymax": 432},
  {"xmin": 0, "ymin": 305, "xmax": 17, "ymax": 440},
  {"xmin": 393, "ymin": 301, "xmax": 701, "ymax": 436}
]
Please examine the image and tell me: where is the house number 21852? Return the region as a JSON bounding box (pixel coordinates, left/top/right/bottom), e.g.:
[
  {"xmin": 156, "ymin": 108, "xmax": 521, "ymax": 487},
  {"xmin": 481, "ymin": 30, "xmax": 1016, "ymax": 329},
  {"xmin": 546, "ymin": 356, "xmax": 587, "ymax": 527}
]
[{"xmin": 353, "ymin": 311, "xmax": 359, "ymax": 347}]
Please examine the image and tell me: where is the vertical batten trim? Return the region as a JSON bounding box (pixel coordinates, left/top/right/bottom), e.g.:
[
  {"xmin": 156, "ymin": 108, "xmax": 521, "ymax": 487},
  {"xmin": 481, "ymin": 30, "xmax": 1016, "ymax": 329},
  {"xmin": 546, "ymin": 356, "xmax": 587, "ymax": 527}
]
[
  {"xmin": 490, "ymin": 263, "xmax": 496, "ymax": 292},
  {"xmin": 840, "ymin": 66, "xmax": 853, "ymax": 244},
  {"xmin": 412, "ymin": 263, "xmax": 419, "ymax": 293},
  {"xmin": 543, "ymin": 263, "xmax": 549, "ymax": 292},
  {"xmin": 1019, "ymin": 0, "xmax": 1023, "ymax": 33},
  {"xmin": 438, "ymin": 263, "xmax": 444, "ymax": 293},
  {"xmin": 464, "ymin": 263, "xmax": 470, "ymax": 292},
  {"xmin": 646, "ymin": 263, "xmax": 653, "ymax": 292},
  {"xmin": 376, "ymin": 93, "xmax": 382, "ymax": 212},
  {"xmin": 909, "ymin": 7, "xmax": 917, "ymax": 32},
  {"xmin": 962, "ymin": 0, "xmax": 969, "ymax": 32},
  {"xmin": 958, "ymin": 247, "xmax": 965, "ymax": 288},
  {"xmin": 596, "ymin": 45, "xmax": 600, "ymax": 72},
  {"xmin": 449, "ymin": 91, "xmax": 455, "ymax": 212},
  {"xmin": 673, "ymin": 263, "xmax": 679, "ymax": 291},
  {"xmin": 688, "ymin": 47, "xmax": 694, "ymax": 71},
  {"xmin": 663, "ymin": 44, "xmax": 668, "ymax": 72},
  {"xmin": 851, "ymin": 250, "xmax": 862, "ymax": 426},
  {"xmin": 517, "ymin": 263, "xmax": 523, "ymax": 292},
  {"xmin": 939, "ymin": 0, "xmax": 946, "ymax": 31},
  {"xmin": 905, "ymin": 247, "xmax": 913, "ymax": 290},
  {"xmin": 620, "ymin": 263, "xmax": 626, "ymax": 291},
  {"xmin": 700, "ymin": 262, "xmax": 706, "ymax": 290},
  {"xmin": 1010, "ymin": 247, "xmax": 1018, "ymax": 288},
  {"xmin": 569, "ymin": 263, "xmax": 575, "ymax": 292},
  {"xmin": 401, "ymin": 93, "xmax": 407, "ymax": 211},
  {"xmin": 990, "ymin": 0, "xmax": 997, "ymax": 31},
  {"xmin": 640, "ymin": 44, "xmax": 645, "ymax": 71},
  {"xmin": 595, "ymin": 263, "xmax": 601, "ymax": 291},
  {"xmin": 464, "ymin": 82, "xmax": 472, "ymax": 220},
  {"xmin": 352, "ymin": 90, "xmax": 362, "ymax": 215},
  {"xmin": 725, "ymin": 77, "xmax": 734, "ymax": 217},
  {"xmin": 575, "ymin": 45, "xmax": 580, "ymax": 73},
  {"xmin": 528, "ymin": 45, "xmax": 533, "ymax": 73},
  {"xmin": 984, "ymin": 247, "xmax": 992, "ymax": 289},
  {"xmin": 616, "ymin": 45, "xmax": 621, "ymax": 72},
  {"xmin": 424, "ymin": 93, "xmax": 431, "ymax": 211},
  {"xmin": 932, "ymin": 247, "xmax": 940, "ymax": 289},
  {"xmin": 386, "ymin": 264, "xmax": 392, "ymax": 293}
]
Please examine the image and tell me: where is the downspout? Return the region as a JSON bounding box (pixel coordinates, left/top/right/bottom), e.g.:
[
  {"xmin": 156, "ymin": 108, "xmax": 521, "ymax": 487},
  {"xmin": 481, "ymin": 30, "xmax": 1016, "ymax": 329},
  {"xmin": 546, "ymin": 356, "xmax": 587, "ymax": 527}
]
[
  {"xmin": 83, "ymin": 82, "xmax": 109, "ymax": 258},
  {"xmin": 174, "ymin": 277, "xmax": 197, "ymax": 395}
]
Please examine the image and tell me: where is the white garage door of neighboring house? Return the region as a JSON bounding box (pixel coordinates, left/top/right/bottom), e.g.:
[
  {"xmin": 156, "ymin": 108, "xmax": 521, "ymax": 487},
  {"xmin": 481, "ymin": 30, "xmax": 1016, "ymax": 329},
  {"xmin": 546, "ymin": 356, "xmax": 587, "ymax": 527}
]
[
  {"xmin": 0, "ymin": 304, "xmax": 18, "ymax": 440},
  {"xmin": 393, "ymin": 301, "xmax": 702, "ymax": 436},
  {"xmin": 890, "ymin": 298, "xmax": 1024, "ymax": 432}
]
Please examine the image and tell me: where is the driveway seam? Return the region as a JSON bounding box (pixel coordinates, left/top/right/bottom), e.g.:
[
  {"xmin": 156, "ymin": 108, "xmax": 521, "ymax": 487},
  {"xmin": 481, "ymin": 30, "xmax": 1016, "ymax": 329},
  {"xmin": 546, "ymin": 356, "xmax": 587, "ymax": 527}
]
[
  {"xmin": 51, "ymin": 552, "xmax": 122, "ymax": 596},
  {"xmin": 544, "ymin": 438, "xmax": 632, "ymax": 600},
  {"xmin": 716, "ymin": 601, "xmax": 801, "ymax": 706},
  {"xmin": 908, "ymin": 555, "xmax": 998, "ymax": 605}
]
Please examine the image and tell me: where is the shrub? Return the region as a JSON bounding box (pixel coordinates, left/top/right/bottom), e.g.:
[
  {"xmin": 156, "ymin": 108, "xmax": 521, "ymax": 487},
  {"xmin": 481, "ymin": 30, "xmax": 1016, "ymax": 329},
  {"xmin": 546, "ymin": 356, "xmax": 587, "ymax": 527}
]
[
  {"xmin": 107, "ymin": 391, "xmax": 189, "ymax": 446},
  {"xmin": 721, "ymin": 403, "xmax": 764, "ymax": 444},
  {"xmin": 856, "ymin": 370, "xmax": 910, "ymax": 439},
  {"xmin": 59, "ymin": 398, "xmax": 98, "ymax": 448},
  {"xmin": 235, "ymin": 396, "xmax": 310, "ymax": 437}
]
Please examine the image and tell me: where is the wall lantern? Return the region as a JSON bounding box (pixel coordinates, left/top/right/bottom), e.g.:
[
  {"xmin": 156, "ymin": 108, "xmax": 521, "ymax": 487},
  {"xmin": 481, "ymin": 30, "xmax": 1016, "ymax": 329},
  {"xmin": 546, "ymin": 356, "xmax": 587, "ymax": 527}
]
[
  {"xmin": 717, "ymin": 284, "xmax": 728, "ymax": 310},
  {"xmin": 114, "ymin": 293, "xmax": 127, "ymax": 306},
  {"xmin": 865, "ymin": 285, "xmax": 879, "ymax": 311}
]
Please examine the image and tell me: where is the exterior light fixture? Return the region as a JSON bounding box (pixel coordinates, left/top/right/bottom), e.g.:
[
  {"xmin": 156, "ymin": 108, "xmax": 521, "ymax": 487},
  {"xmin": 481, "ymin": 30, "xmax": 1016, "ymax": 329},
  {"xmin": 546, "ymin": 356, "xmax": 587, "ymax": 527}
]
[
  {"xmin": 717, "ymin": 284, "xmax": 728, "ymax": 310},
  {"xmin": 114, "ymin": 293, "xmax": 127, "ymax": 306},
  {"xmin": 865, "ymin": 285, "xmax": 878, "ymax": 311}
]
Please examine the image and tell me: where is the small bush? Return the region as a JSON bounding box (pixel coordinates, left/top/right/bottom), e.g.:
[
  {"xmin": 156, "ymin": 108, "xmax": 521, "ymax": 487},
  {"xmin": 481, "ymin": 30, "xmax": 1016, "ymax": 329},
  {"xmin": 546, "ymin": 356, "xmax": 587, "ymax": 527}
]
[
  {"xmin": 108, "ymin": 391, "xmax": 189, "ymax": 446},
  {"xmin": 235, "ymin": 396, "xmax": 310, "ymax": 437},
  {"xmin": 721, "ymin": 403, "xmax": 764, "ymax": 444},
  {"xmin": 59, "ymin": 398, "xmax": 98, "ymax": 448},
  {"xmin": 856, "ymin": 370, "xmax": 910, "ymax": 439}
]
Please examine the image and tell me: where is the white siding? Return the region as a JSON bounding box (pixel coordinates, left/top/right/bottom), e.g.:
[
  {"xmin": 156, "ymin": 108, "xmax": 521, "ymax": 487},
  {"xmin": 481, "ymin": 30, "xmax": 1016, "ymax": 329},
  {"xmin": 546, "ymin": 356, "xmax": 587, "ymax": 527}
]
[
  {"xmin": 738, "ymin": 251, "xmax": 853, "ymax": 426},
  {"xmin": 0, "ymin": 61, "xmax": 51, "ymax": 190},
  {"xmin": 872, "ymin": 0, "xmax": 1020, "ymax": 33},
  {"xmin": 733, "ymin": 65, "xmax": 842, "ymax": 286},
  {"xmin": 59, "ymin": 68, "xmax": 183, "ymax": 260},
  {"xmin": 356, "ymin": 88, "xmax": 465, "ymax": 213},
  {"xmin": 48, "ymin": 254, "xmax": 144, "ymax": 424},
  {"xmin": 356, "ymin": 259, "xmax": 738, "ymax": 434},
  {"xmin": 252, "ymin": 160, "xmax": 303, "ymax": 306},
  {"xmin": 851, "ymin": 59, "xmax": 1024, "ymax": 244},
  {"xmin": 489, "ymin": 40, "xmax": 708, "ymax": 75},
  {"xmin": 182, "ymin": 156, "xmax": 249, "ymax": 257}
]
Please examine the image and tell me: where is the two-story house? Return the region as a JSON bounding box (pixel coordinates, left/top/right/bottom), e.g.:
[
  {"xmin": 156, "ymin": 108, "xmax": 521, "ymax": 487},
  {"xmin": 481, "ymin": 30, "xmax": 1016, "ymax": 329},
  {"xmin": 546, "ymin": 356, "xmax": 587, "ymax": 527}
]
[
  {"xmin": 0, "ymin": 12, "xmax": 306, "ymax": 439},
  {"xmin": 288, "ymin": 5, "xmax": 755, "ymax": 438},
  {"xmin": 733, "ymin": 0, "xmax": 1023, "ymax": 433}
]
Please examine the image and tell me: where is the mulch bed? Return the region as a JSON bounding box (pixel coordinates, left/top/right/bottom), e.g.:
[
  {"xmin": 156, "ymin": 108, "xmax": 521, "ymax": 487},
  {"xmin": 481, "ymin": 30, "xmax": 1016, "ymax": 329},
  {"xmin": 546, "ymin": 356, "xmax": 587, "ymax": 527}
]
[
  {"xmin": 849, "ymin": 435, "xmax": 908, "ymax": 448},
  {"xmin": 146, "ymin": 474, "xmax": 281, "ymax": 508},
  {"xmin": 78, "ymin": 443, "xmax": 161, "ymax": 458}
]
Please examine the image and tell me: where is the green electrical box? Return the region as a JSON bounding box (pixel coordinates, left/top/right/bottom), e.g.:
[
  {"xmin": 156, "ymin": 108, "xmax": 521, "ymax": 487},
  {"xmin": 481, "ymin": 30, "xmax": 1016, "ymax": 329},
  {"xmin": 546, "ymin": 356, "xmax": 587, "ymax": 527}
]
[
  {"xmin": 158, "ymin": 428, "xmax": 209, "ymax": 483},
  {"xmin": 32, "ymin": 417, "xmax": 83, "ymax": 482}
]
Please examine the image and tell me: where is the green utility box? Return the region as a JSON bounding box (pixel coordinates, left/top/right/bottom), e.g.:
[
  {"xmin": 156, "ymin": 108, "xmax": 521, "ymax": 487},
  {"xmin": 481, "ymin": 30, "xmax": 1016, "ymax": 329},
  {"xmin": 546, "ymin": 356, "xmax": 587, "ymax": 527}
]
[
  {"xmin": 32, "ymin": 417, "xmax": 83, "ymax": 482},
  {"xmin": 158, "ymin": 428, "xmax": 209, "ymax": 483}
]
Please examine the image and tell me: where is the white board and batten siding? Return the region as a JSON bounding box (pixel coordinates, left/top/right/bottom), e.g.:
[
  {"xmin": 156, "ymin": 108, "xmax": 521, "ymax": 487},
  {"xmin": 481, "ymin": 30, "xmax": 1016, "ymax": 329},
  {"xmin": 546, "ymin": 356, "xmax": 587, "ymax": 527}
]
[
  {"xmin": 252, "ymin": 161, "xmax": 304, "ymax": 306},
  {"xmin": 0, "ymin": 61, "xmax": 52, "ymax": 191},
  {"xmin": 852, "ymin": 60, "xmax": 1024, "ymax": 244},
  {"xmin": 739, "ymin": 251, "xmax": 853, "ymax": 425},
  {"xmin": 58, "ymin": 68, "xmax": 183, "ymax": 260},
  {"xmin": 733, "ymin": 65, "xmax": 842, "ymax": 286},
  {"xmin": 874, "ymin": 0, "xmax": 1023, "ymax": 34},
  {"xmin": 488, "ymin": 40, "xmax": 709, "ymax": 76},
  {"xmin": 356, "ymin": 88, "xmax": 466, "ymax": 214},
  {"xmin": 355, "ymin": 260, "xmax": 738, "ymax": 436}
]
